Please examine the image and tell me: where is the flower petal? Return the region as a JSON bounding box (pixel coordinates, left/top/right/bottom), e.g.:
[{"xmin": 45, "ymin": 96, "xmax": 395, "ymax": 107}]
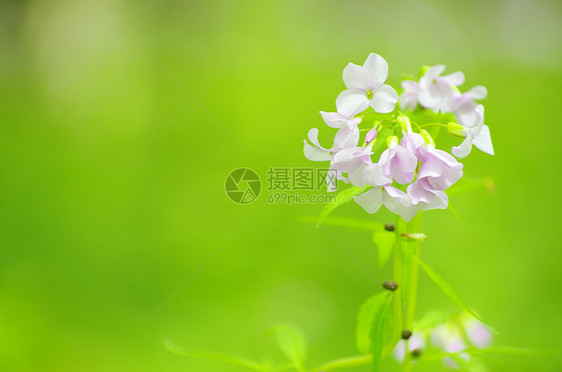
[
  {"xmin": 419, "ymin": 65, "xmax": 445, "ymax": 89},
  {"xmin": 336, "ymin": 89, "xmax": 370, "ymax": 116},
  {"xmin": 353, "ymin": 187, "xmax": 384, "ymax": 214},
  {"xmin": 383, "ymin": 186, "xmax": 418, "ymax": 222},
  {"xmin": 307, "ymin": 128, "xmax": 329, "ymax": 150},
  {"xmin": 320, "ymin": 111, "xmax": 360, "ymax": 129},
  {"xmin": 363, "ymin": 163, "xmax": 392, "ymax": 186},
  {"xmin": 303, "ymin": 141, "xmax": 331, "ymax": 161},
  {"xmin": 348, "ymin": 163, "xmax": 368, "ymax": 188},
  {"xmin": 451, "ymin": 136, "xmax": 473, "ymax": 159},
  {"xmin": 441, "ymin": 71, "xmax": 465, "ymax": 86},
  {"xmin": 333, "ymin": 123, "xmax": 360, "ymax": 151},
  {"xmin": 362, "ymin": 53, "xmax": 389, "ymax": 83},
  {"xmin": 342, "ymin": 63, "xmax": 373, "ymax": 90},
  {"xmin": 472, "ymin": 125, "xmax": 494, "ymax": 155},
  {"xmin": 370, "ymin": 84, "xmax": 399, "ymax": 113},
  {"xmin": 465, "ymin": 85, "xmax": 487, "ymax": 100}
]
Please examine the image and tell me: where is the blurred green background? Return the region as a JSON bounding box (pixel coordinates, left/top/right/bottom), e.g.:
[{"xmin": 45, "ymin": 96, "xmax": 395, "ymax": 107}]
[{"xmin": 1, "ymin": 0, "xmax": 561, "ymax": 371}]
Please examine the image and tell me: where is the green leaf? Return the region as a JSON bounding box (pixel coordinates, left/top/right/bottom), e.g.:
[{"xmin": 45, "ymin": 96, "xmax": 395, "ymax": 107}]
[
  {"xmin": 372, "ymin": 231, "xmax": 396, "ymax": 267},
  {"xmin": 266, "ymin": 324, "xmax": 307, "ymax": 372},
  {"xmin": 368, "ymin": 293, "xmax": 392, "ymax": 372},
  {"xmin": 317, "ymin": 186, "xmax": 370, "ymax": 224},
  {"xmin": 413, "ymin": 309, "xmax": 454, "ymax": 331},
  {"xmin": 357, "ymin": 293, "xmax": 387, "ymax": 354},
  {"xmin": 299, "ymin": 215, "xmax": 384, "ymax": 231},
  {"xmin": 163, "ymin": 339, "xmax": 266, "ymax": 371},
  {"xmin": 416, "ymin": 258, "xmax": 495, "ymax": 333},
  {"xmin": 311, "ymin": 355, "xmax": 372, "ymax": 372}
]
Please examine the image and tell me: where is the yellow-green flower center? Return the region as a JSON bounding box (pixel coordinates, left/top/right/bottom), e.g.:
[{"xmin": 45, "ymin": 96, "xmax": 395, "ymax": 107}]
[{"xmin": 366, "ymin": 89, "xmax": 374, "ymax": 100}]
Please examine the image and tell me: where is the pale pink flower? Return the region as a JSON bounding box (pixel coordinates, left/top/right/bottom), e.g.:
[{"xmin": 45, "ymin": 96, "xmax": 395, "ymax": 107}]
[
  {"xmin": 451, "ymin": 105, "xmax": 494, "ymax": 159},
  {"xmin": 418, "ymin": 65, "xmax": 465, "ymax": 112},
  {"xmin": 378, "ymin": 137, "xmax": 418, "ymax": 185},
  {"xmin": 399, "ymin": 80, "xmax": 420, "ymax": 110},
  {"xmin": 353, "ymin": 164, "xmax": 418, "ymax": 222},
  {"xmin": 450, "ymin": 86, "xmax": 487, "ymax": 126},
  {"xmin": 336, "ymin": 53, "xmax": 399, "ymax": 116}
]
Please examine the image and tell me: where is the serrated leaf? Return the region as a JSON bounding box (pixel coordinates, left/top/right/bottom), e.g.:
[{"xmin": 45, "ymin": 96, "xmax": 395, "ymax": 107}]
[
  {"xmin": 317, "ymin": 186, "xmax": 370, "ymax": 224},
  {"xmin": 163, "ymin": 340, "xmax": 266, "ymax": 371},
  {"xmin": 372, "ymin": 231, "xmax": 396, "ymax": 267},
  {"xmin": 299, "ymin": 215, "xmax": 384, "ymax": 231},
  {"xmin": 416, "ymin": 258, "xmax": 495, "ymax": 333},
  {"xmin": 368, "ymin": 293, "xmax": 392, "ymax": 372},
  {"xmin": 266, "ymin": 324, "xmax": 307, "ymax": 371}
]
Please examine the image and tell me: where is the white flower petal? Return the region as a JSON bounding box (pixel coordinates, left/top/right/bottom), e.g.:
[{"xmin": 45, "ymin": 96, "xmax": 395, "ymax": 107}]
[
  {"xmin": 336, "ymin": 89, "xmax": 370, "ymax": 116},
  {"xmin": 451, "ymin": 136, "xmax": 473, "ymax": 159},
  {"xmin": 472, "ymin": 125, "xmax": 494, "ymax": 155},
  {"xmin": 442, "ymin": 71, "xmax": 465, "ymax": 86},
  {"xmin": 354, "ymin": 187, "xmax": 384, "ymax": 214},
  {"xmin": 363, "ymin": 53, "xmax": 389, "ymax": 83},
  {"xmin": 465, "ymin": 85, "xmax": 488, "ymax": 100},
  {"xmin": 342, "ymin": 63, "xmax": 373, "ymax": 90},
  {"xmin": 348, "ymin": 163, "xmax": 368, "ymax": 188},
  {"xmin": 307, "ymin": 128, "xmax": 329, "ymax": 150},
  {"xmin": 383, "ymin": 186, "xmax": 418, "ymax": 222},
  {"xmin": 370, "ymin": 84, "xmax": 399, "ymax": 113},
  {"xmin": 419, "ymin": 65, "xmax": 445, "ymax": 88},
  {"xmin": 303, "ymin": 141, "xmax": 331, "ymax": 161},
  {"xmin": 333, "ymin": 123, "xmax": 360, "ymax": 150},
  {"xmin": 363, "ymin": 163, "xmax": 392, "ymax": 186}
]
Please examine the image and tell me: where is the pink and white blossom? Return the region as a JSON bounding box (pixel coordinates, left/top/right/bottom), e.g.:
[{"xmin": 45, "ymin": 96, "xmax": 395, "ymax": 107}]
[
  {"xmin": 450, "ymin": 86, "xmax": 487, "ymax": 126},
  {"xmin": 353, "ymin": 164, "xmax": 419, "ymax": 222},
  {"xmin": 418, "ymin": 65, "xmax": 465, "ymax": 112},
  {"xmin": 303, "ymin": 123, "xmax": 360, "ymax": 162},
  {"xmin": 451, "ymin": 105, "xmax": 494, "ymax": 159},
  {"xmin": 378, "ymin": 137, "xmax": 418, "ymax": 185},
  {"xmin": 336, "ymin": 53, "xmax": 399, "ymax": 116},
  {"xmin": 417, "ymin": 147, "xmax": 464, "ymax": 190},
  {"xmin": 399, "ymin": 80, "xmax": 420, "ymax": 110}
]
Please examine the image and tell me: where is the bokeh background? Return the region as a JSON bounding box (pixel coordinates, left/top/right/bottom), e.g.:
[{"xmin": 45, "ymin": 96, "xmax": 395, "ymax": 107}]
[{"xmin": 1, "ymin": 0, "xmax": 561, "ymax": 371}]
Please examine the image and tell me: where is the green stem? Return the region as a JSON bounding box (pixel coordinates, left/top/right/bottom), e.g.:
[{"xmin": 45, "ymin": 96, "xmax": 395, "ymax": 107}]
[
  {"xmin": 420, "ymin": 123, "xmax": 447, "ymax": 128},
  {"xmin": 392, "ymin": 215, "xmax": 404, "ymax": 345},
  {"xmin": 401, "ymin": 214, "xmax": 422, "ymax": 372}
]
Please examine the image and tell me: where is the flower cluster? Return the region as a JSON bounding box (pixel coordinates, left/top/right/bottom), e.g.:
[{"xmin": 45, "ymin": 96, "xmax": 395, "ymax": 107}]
[
  {"xmin": 393, "ymin": 313, "xmax": 493, "ymax": 369},
  {"xmin": 303, "ymin": 53, "xmax": 494, "ymax": 221}
]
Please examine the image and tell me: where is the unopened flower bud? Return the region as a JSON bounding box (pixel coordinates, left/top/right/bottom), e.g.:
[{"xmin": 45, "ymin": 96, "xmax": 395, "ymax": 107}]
[
  {"xmin": 420, "ymin": 129, "xmax": 435, "ymax": 147},
  {"xmin": 447, "ymin": 122, "xmax": 466, "ymax": 138},
  {"xmin": 382, "ymin": 280, "xmax": 398, "ymax": 291},
  {"xmin": 402, "ymin": 330, "xmax": 412, "ymax": 340},
  {"xmin": 396, "ymin": 116, "xmax": 412, "ymax": 132},
  {"xmin": 400, "ymin": 233, "xmax": 427, "ymax": 241},
  {"xmin": 365, "ymin": 126, "xmax": 378, "ymax": 144},
  {"xmin": 384, "ymin": 223, "xmax": 395, "ymax": 231}
]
